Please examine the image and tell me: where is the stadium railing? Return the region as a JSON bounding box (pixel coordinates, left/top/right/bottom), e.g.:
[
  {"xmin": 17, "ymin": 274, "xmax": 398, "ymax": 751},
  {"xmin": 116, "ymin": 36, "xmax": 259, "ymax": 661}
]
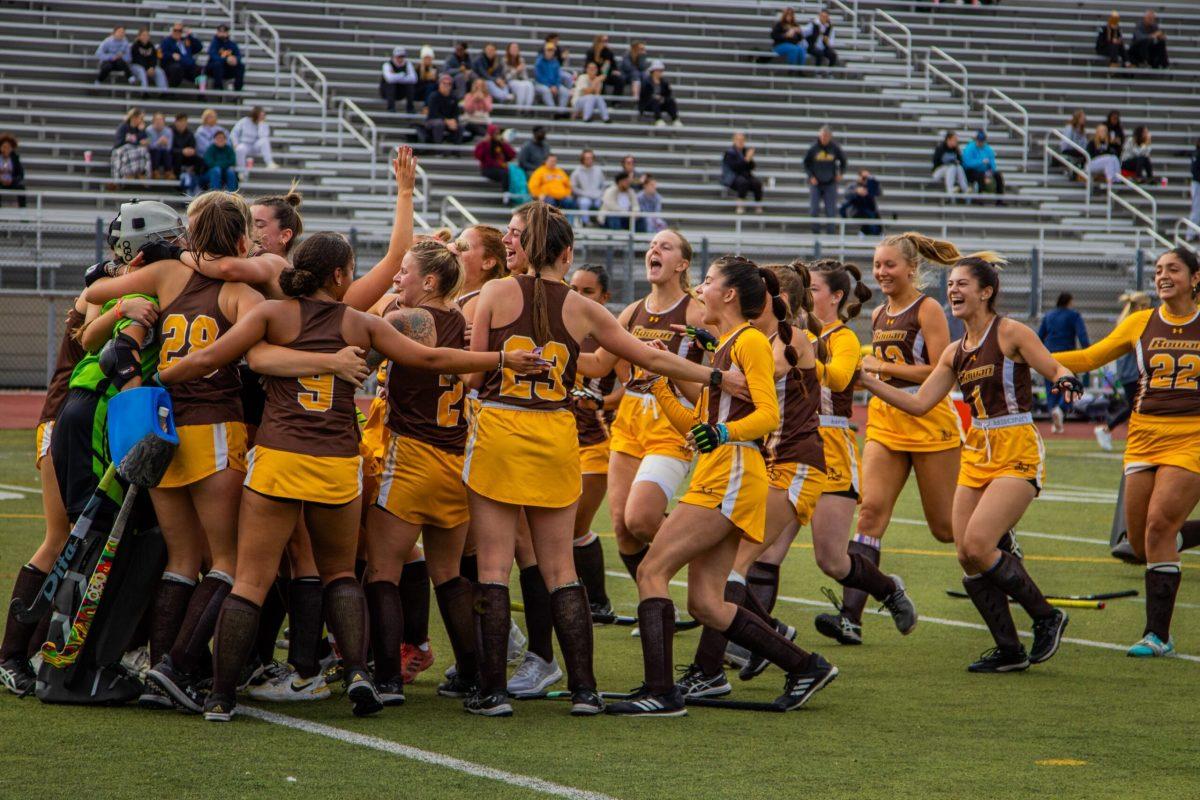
[
  {"xmin": 1108, "ymin": 175, "xmax": 1157, "ymax": 236},
  {"xmin": 1174, "ymin": 219, "xmax": 1200, "ymax": 254},
  {"xmin": 982, "ymin": 88, "xmax": 1030, "ymax": 170},
  {"xmin": 1042, "ymin": 130, "xmax": 1092, "ymax": 211},
  {"xmin": 868, "ymin": 9, "xmax": 912, "ymax": 79},
  {"xmin": 924, "ymin": 46, "xmax": 969, "ymax": 125}
]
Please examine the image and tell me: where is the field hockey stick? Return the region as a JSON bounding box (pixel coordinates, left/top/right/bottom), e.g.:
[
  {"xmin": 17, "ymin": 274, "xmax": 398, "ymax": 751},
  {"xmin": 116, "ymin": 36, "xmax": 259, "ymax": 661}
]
[
  {"xmin": 685, "ymin": 696, "xmax": 788, "ymax": 712},
  {"xmin": 10, "ymin": 464, "xmax": 118, "ymax": 624},
  {"xmin": 510, "ymin": 601, "xmax": 639, "ymax": 627},
  {"xmin": 544, "ymin": 690, "xmax": 636, "ymax": 701},
  {"xmin": 944, "ymin": 590, "xmax": 1105, "ymax": 609}
]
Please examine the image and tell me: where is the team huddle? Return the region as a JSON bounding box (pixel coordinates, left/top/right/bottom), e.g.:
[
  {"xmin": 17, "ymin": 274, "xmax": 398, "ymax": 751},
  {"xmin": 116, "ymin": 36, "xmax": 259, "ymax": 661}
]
[{"xmin": 3, "ymin": 145, "xmax": 1200, "ymax": 721}]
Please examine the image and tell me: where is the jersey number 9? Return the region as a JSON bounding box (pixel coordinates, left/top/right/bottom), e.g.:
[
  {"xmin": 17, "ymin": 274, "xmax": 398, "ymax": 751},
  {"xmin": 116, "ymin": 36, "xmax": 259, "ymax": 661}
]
[{"xmin": 298, "ymin": 374, "xmax": 334, "ymax": 412}]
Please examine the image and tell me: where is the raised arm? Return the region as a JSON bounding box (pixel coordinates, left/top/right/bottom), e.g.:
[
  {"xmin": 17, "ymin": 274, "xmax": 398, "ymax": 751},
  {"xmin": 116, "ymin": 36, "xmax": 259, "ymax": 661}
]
[
  {"xmin": 83, "ymin": 260, "xmax": 166, "ymax": 305},
  {"xmin": 365, "ymin": 312, "xmax": 541, "ymax": 376},
  {"xmin": 577, "ymin": 300, "xmax": 637, "ymax": 378},
  {"xmin": 1053, "ymin": 310, "xmax": 1145, "ymax": 374},
  {"xmin": 649, "ymin": 377, "xmax": 701, "ymax": 434},
  {"xmin": 186, "ymin": 250, "xmax": 285, "ymax": 286},
  {"xmin": 1005, "ymin": 319, "xmax": 1075, "ymax": 384},
  {"xmin": 860, "ymin": 342, "xmax": 958, "ymax": 417},
  {"xmin": 247, "ymin": 342, "xmax": 369, "ymax": 387},
  {"xmin": 158, "ymin": 303, "xmax": 272, "ymax": 385},
  {"xmin": 586, "ymin": 301, "xmax": 714, "ymax": 385},
  {"xmin": 343, "ymin": 146, "xmax": 416, "ymax": 311}
]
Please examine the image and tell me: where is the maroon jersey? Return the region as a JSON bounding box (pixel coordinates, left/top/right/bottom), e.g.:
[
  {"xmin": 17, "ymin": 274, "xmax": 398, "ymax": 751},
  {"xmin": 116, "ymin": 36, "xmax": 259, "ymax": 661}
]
[
  {"xmin": 624, "ymin": 294, "xmax": 704, "ymax": 393},
  {"xmin": 1134, "ymin": 307, "xmax": 1200, "ymax": 417},
  {"xmin": 819, "ymin": 323, "xmax": 857, "ymax": 420},
  {"xmin": 255, "ymin": 298, "xmax": 360, "ymax": 458},
  {"xmin": 456, "ymin": 289, "xmax": 480, "ymax": 309},
  {"xmin": 479, "ymin": 275, "xmax": 579, "ymax": 411},
  {"xmin": 706, "ymin": 325, "xmax": 765, "ymax": 451},
  {"xmin": 952, "ymin": 318, "xmax": 1032, "ymax": 420},
  {"xmin": 574, "ymin": 335, "xmax": 618, "ymax": 446},
  {"xmin": 766, "ymin": 360, "xmax": 825, "ymax": 471},
  {"xmin": 157, "ymin": 272, "xmax": 242, "ymax": 425},
  {"xmin": 385, "ymin": 304, "xmax": 468, "ymax": 454},
  {"xmin": 39, "ymin": 306, "xmax": 87, "ymax": 423},
  {"xmin": 872, "ymin": 294, "xmax": 932, "ymax": 389}
]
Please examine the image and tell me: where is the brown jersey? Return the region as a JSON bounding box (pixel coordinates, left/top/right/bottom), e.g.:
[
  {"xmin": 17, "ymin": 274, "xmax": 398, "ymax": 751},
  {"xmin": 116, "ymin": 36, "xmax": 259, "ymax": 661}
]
[
  {"xmin": 1134, "ymin": 307, "xmax": 1200, "ymax": 417},
  {"xmin": 157, "ymin": 272, "xmax": 242, "ymax": 425},
  {"xmin": 385, "ymin": 304, "xmax": 468, "ymax": 454},
  {"xmin": 255, "ymin": 298, "xmax": 360, "ymax": 458},
  {"xmin": 952, "ymin": 318, "xmax": 1032, "ymax": 420},
  {"xmin": 872, "ymin": 294, "xmax": 932, "ymax": 389},
  {"xmin": 707, "ymin": 325, "xmax": 762, "ymax": 448},
  {"xmin": 766, "ymin": 360, "xmax": 825, "ymax": 471},
  {"xmin": 456, "ymin": 289, "xmax": 480, "ymax": 309},
  {"xmin": 624, "ymin": 294, "xmax": 704, "ymax": 393},
  {"xmin": 819, "ymin": 323, "xmax": 857, "ymax": 420},
  {"xmin": 479, "ymin": 275, "xmax": 579, "ymax": 411},
  {"xmin": 39, "ymin": 306, "xmax": 87, "ymax": 423},
  {"xmin": 574, "ymin": 335, "xmax": 618, "ymax": 446}
]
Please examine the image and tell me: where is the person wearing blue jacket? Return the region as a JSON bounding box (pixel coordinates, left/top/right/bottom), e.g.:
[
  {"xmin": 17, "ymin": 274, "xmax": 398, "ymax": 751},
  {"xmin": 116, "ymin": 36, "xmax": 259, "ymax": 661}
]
[
  {"xmin": 1038, "ymin": 292, "xmax": 1090, "ymax": 431},
  {"xmin": 961, "ymin": 130, "xmax": 1006, "ymax": 202},
  {"xmin": 94, "ymin": 26, "xmax": 132, "ymax": 84},
  {"xmin": 160, "ymin": 23, "xmax": 202, "ymax": 87},
  {"xmin": 533, "ymin": 43, "xmax": 568, "ymax": 109},
  {"xmin": 205, "ymin": 24, "xmax": 245, "ymax": 91}
]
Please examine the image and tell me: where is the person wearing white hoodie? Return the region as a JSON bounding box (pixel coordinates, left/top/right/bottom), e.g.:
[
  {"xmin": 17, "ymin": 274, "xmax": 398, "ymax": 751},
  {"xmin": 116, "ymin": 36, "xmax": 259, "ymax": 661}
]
[
  {"xmin": 230, "ymin": 106, "xmax": 277, "ymax": 171},
  {"xmin": 570, "ymin": 149, "xmax": 606, "ymax": 225}
]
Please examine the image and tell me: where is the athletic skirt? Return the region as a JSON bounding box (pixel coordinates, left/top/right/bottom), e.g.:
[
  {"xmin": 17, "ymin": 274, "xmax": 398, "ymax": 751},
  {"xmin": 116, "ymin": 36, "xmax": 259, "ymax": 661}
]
[
  {"xmin": 376, "ymin": 433, "xmax": 468, "ymax": 529},
  {"xmin": 767, "ymin": 460, "xmax": 827, "ymax": 527},
  {"xmin": 580, "ymin": 440, "xmax": 611, "ymax": 476},
  {"xmin": 360, "ymin": 395, "xmax": 389, "ymax": 479},
  {"xmin": 958, "ymin": 414, "xmax": 1044, "ymax": 492},
  {"xmin": 463, "ymin": 403, "xmax": 581, "ymax": 508},
  {"xmin": 35, "ymin": 420, "xmax": 54, "ymax": 468},
  {"xmin": 245, "ymin": 445, "xmax": 363, "ymax": 506},
  {"xmin": 818, "ymin": 417, "xmax": 861, "ymax": 499},
  {"xmin": 1124, "ymin": 413, "xmax": 1200, "ymax": 476},
  {"xmin": 679, "ymin": 443, "xmax": 769, "ymax": 543},
  {"xmin": 609, "ymin": 390, "xmax": 693, "ymax": 462},
  {"xmin": 866, "ymin": 393, "xmax": 962, "ymax": 453},
  {"xmin": 157, "ymin": 422, "xmax": 248, "ymax": 489}
]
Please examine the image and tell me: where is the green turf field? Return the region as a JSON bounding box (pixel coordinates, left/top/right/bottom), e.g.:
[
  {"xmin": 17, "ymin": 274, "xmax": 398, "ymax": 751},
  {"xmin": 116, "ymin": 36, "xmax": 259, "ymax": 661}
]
[{"xmin": 0, "ymin": 428, "xmax": 1194, "ymax": 800}]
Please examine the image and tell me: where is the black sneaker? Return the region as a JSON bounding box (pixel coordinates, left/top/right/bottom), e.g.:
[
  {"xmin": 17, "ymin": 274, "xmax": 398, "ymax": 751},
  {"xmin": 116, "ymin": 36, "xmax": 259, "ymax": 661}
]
[
  {"xmin": 814, "ymin": 588, "xmax": 863, "ymax": 645},
  {"xmin": 1029, "ymin": 610, "xmax": 1068, "ymax": 664},
  {"xmin": 675, "ymin": 663, "xmax": 731, "ymax": 699},
  {"xmin": 436, "ymin": 672, "xmax": 477, "ymax": 698},
  {"xmin": 967, "ymin": 646, "xmax": 1031, "ymax": 673},
  {"xmin": 605, "ymin": 685, "xmax": 687, "ymax": 717},
  {"xmin": 590, "ymin": 599, "xmax": 614, "ymax": 621},
  {"xmin": 880, "ymin": 574, "xmax": 918, "ymax": 635},
  {"xmin": 569, "ymin": 688, "xmax": 605, "ymax": 716},
  {"xmin": 377, "ymin": 676, "xmax": 406, "ymax": 707},
  {"xmin": 237, "ymin": 656, "xmax": 267, "ymax": 692},
  {"xmin": 245, "ymin": 659, "xmax": 288, "ymax": 691},
  {"xmin": 137, "ymin": 681, "xmax": 174, "ymax": 710},
  {"xmin": 345, "ymin": 669, "xmax": 384, "ymax": 717},
  {"xmin": 146, "ymin": 657, "xmax": 206, "ymax": 713},
  {"xmin": 739, "ymin": 621, "xmax": 798, "ymax": 681},
  {"xmin": 0, "ymin": 657, "xmax": 36, "ymax": 696},
  {"xmin": 202, "ymin": 692, "xmax": 236, "ymax": 722},
  {"xmin": 464, "ymin": 689, "xmax": 514, "ymax": 717},
  {"xmin": 776, "ymin": 654, "xmax": 838, "ymax": 710},
  {"xmin": 998, "ymin": 529, "xmax": 1024, "ymax": 560}
]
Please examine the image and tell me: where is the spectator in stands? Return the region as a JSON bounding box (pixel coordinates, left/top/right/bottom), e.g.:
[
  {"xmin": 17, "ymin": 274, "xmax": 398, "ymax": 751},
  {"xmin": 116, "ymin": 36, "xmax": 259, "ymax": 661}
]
[
  {"xmin": 771, "ymin": 8, "xmax": 808, "ymax": 67},
  {"xmin": 424, "ymin": 74, "xmax": 464, "ymax": 145},
  {"xmin": 571, "ymin": 149, "xmax": 605, "ymax": 224},
  {"xmin": 518, "ymin": 125, "xmax": 550, "ymax": 174},
  {"xmin": 639, "ymin": 61, "xmax": 681, "ymax": 127},
  {"xmin": 528, "ymin": 154, "xmax": 576, "ymax": 209},
  {"xmin": 932, "ymin": 131, "xmax": 969, "ymax": 195},
  {"xmin": 444, "ymin": 42, "xmax": 473, "ymax": 98},
  {"xmin": 1104, "ymin": 110, "xmax": 1125, "ymax": 151},
  {"xmin": 1121, "ymin": 125, "xmax": 1154, "ymax": 183},
  {"xmin": 0, "ymin": 134, "xmax": 27, "ymax": 208},
  {"xmin": 722, "ymin": 131, "xmax": 763, "ymax": 213},
  {"xmin": 94, "ymin": 25, "xmax": 132, "ymax": 85},
  {"xmin": 803, "ymin": 9, "xmax": 837, "ymax": 69},
  {"xmin": 804, "ymin": 125, "xmax": 846, "ymax": 233},
  {"xmin": 170, "ymin": 113, "xmax": 204, "ymax": 195},
  {"xmin": 544, "ymin": 33, "xmax": 565, "ymax": 64},
  {"xmin": 586, "ymin": 35, "xmax": 625, "ymax": 97},
  {"xmin": 146, "ymin": 112, "xmax": 173, "ymax": 179},
  {"xmin": 462, "ymin": 78, "xmax": 495, "ymax": 138},
  {"xmin": 129, "ymin": 27, "xmax": 167, "ymax": 92},
  {"xmin": 621, "ymin": 155, "xmax": 645, "ymax": 190},
  {"xmin": 1060, "ymin": 110, "xmax": 1089, "ymax": 169},
  {"xmin": 1095, "ymin": 12, "xmax": 1129, "ymax": 68},
  {"xmin": 637, "ymin": 174, "xmax": 667, "ymax": 232},
  {"xmin": 621, "ymin": 41, "xmax": 650, "ymax": 100},
  {"xmin": 232, "ymin": 106, "xmax": 277, "ymax": 172},
  {"xmin": 1086, "ymin": 123, "xmax": 1122, "ymax": 185},
  {"xmin": 195, "ymin": 108, "xmax": 225, "ymax": 157},
  {"xmin": 204, "ymin": 129, "xmax": 238, "ymax": 191},
  {"xmin": 161, "ymin": 23, "xmax": 202, "ymax": 88},
  {"xmin": 206, "ymin": 24, "xmax": 245, "ymax": 91},
  {"xmin": 503, "ymin": 43, "xmax": 535, "ymax": 107},
  {"xmin": 1130, "ymin": 9, "xmax": 1169, "ymax": 69},
  {"xmin": 1190, "ymin": 139, "xmax": 1200, "ymax": 240},
  {"xmin": 534, "ymin": 43, "xmax": 570, "ymax": 111},
  {"xmin": 1038, "ymin": 292, "xmax": 1089, "ymax": 433},
  {"xmin": 111, "ymin": 107, "xmax": 150, "ymax": 185},
  {"xmin": 380, "ymin": 47, "xmax": 418, "ymax": 113},
  {"xmin": 962, "ymin": 130, "xmax": 1005, "ymax": 202},
  {"xmin": 416, "ymin": 46, "xmax": 439, "ymax": 106},
  {"xmin": 600, "ymin": 171, "xmax": 638, "ymax": 230},
  {"xmin": 473, "ymin": 43, "xmax": 512, "ymax": 102},
  {"xmin": 839, "ymin": 169, "xmax": 882, "ymax": 235},
  {"xmin": 572, "ymin": 62, "xmax": 611, "ymax": 123},
  {"xmin": 474, "ymin": 123, "xmax": 516, "ymax": 193}
]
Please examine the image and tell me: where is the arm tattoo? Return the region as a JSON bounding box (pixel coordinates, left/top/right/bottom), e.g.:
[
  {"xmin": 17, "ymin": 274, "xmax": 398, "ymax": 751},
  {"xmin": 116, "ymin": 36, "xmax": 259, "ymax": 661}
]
[{"xmin": 386, "ymin": 307, "xmax": 437, "ymax": 347}]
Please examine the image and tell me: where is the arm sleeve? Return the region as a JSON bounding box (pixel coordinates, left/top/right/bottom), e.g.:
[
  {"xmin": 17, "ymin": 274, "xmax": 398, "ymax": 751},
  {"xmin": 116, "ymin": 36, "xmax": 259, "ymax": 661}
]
[
  {"xmin": 723, "ymin": 333, "xmax": 781, "ymax": 442},
  {"xmin": 814, "ymin": 327, "xmax": 859, "ymax": 392},
  {"xmin": 1054, "ymin": 310, "xmax": 1147, "ymax": 373},
  {"xmin": 649, "ymin": 379, "xmax": 701, "ymax": 435}
]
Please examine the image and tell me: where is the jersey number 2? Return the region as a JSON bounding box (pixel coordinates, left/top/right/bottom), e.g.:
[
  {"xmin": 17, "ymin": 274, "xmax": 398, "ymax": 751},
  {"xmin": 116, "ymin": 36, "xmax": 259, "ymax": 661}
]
[{"xmin": 1148, "ymin": 353, "xmax": 1200, "ymax": 391}]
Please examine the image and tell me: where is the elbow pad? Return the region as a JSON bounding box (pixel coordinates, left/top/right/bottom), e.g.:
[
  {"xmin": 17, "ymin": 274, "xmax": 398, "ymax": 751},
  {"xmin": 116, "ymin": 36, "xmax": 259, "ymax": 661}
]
[{"xmin": 98, "ymin": 331, "xmax": 143, "ymax": 390}]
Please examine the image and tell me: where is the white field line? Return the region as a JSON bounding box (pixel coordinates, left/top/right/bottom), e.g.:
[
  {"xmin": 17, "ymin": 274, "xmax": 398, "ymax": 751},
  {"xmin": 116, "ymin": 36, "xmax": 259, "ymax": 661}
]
[
  {"xmin": 239, "ymin": 707, "xmax": 621, "ymax": 800},
  {"xmin": 888, "ymin": 517, "xmax": 1200, "ymax": 558},
  {"xmin": 0, "ymin": 482, "xmax": 40, "ymax": 494}
]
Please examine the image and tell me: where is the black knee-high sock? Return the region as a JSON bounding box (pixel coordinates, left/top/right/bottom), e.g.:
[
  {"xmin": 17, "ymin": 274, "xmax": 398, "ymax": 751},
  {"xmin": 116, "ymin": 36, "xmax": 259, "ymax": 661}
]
[
  {"xmin": 723, "ymin": 607, "xmax": 813, "ymax": 675},
  {"xmin": 1144, "ymin": 563, "xmax": 1182, "ymax": 641},
  {"xmin": 149, "ymin": 573, "xmax": 196, "ymax": 666},
  {"xmin": 620, "ymin": 545, "xmax": 648, "ymax": 582},
  {"xmin": 637, "ymin": 597, "xmax": 675, "ymax": 694},
  {"xmin": 1, "ymin": 565, "xmax": 47, "ymax": 661},
  {"xmin": 210, "ymin": 593, "xmax": 261, "ymax": 700},
  {"xmin": 169, "ymin": 571, "xmax": 233, "ymax": 674},
  {"xmin": 287, "ymin": 577, "xmax": 324, "ymax": 678},
  {"xmin": 324, "ymin": 577, "xmax": 369, "ymax": 677},
  {"xmin": 254, "ymin": 578, "xmax": 288, "ymax": 664},
  {"xmin": 519, "ymin": 565, "xmax": 555, "ymax": 662},
  {"xmin": 550, "ymin": 583, "xmax": 596, "ymax": 692},
  {"xmin": 400, "ymin": 560, "xmax": 430, "ymax": 646},
  {"xmin": 962, "ymin": 573, "xmax": 1020, "ymax": 651},
  {"xmin": 1178, "ymin": 521, "xmax": 1200, "ymax": 553},
  {"xmin": 740, "ymin": 581, "xmax": 778, "ymax": 627},
  {"xmin": 984, "ymin": 552, "xmax": 1053, "ymax": 620},
  {"xmin": 435, "ymin": 577, "xmax": 478, "ymax": 681},
  {"xmin": 573, "ymin": 537, "xmax": 609, "ymax": 606},
  {"xmin": 26, "ymin": 614, "xmax": 51, "ymax": 661},
  {"xmin": 695, "ymin": 579, "xmax": 746, "ymax": 676},
  {"xmin": 365, "ymin": 581, "xmax": 403, "ymax": 683},
  {"xmin": 841, "ymin": 540, "xmax": 882, "ymax": 624},
  {"xmin": 747, "ymin": 561, "xmax": 780, "ymax": 614},
  {"xmin": 475, "ymin": 582, "xmax": 510, "ymax": 694},
  {"xmin": 459, "ymin": 553, "xmax": 478, "ymax": 584},
  {"xmin": 837, "ymin": 550, "xmax": 896, "ymax": 603}
]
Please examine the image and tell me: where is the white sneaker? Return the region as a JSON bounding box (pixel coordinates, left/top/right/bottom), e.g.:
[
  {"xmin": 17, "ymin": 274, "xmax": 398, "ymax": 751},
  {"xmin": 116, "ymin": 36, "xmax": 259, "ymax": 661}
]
[
  {"xmin": 266, "ymin": 161, "xmax": 279, "ymax": 170},
  {"xmin": 248, "ymin": 665, "xmax": 331, "ymax": 702},
  {"xmin": 1094, "ymin": 425, "xmax": 1113, "ymax": 451},
  {"xmin": 506, "ymin": 652, "xmax": 562, "ymax": 698},
  {"xmin": 1050, "ymin": 406, "xmax": 1064, "ymax": 434},
  {"xmin": 121, "ymin": 646, "xmax": 150, "ymax": 677},
  {"xmin": 654, "ymin": 119, "xmax": 667, "ymax": 127},
  {"xmin": 672, "ymin": 118, "xmax": 683, "ymax": 128},
  {"xmin": 507, "ymin": 619, "xmax": 527, "ymax": 664}
]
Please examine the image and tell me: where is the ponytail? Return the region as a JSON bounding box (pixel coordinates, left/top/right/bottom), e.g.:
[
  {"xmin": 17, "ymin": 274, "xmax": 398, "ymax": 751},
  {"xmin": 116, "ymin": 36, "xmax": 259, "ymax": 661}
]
[
  {"xmin": 759, "ymin": 267, "xmax": 798, "ymax": 368},
  {"xmin": 788, "ymin": 260, "xmax": 826, "ymax": 363},
  {"xmin": 519, "ymin": 202, "xmax": 572, "ymax": 345},
  {"xmin": 811, "ymin": 258, "xmax": 873, "ymax": 322},
  {"xmin": 880, "ymin": 231, "xmax": 964, "ymax": 290}
]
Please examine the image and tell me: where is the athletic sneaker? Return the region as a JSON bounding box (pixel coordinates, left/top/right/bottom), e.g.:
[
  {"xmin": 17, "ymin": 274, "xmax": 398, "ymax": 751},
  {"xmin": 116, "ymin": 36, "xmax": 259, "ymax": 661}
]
[
  {"xmin": 1050, "ymin": 406, "xmax": 1064, "ymax": 434},
  {"xmin": 724, "ymin": 642, "xmax": 750, "ymax": 669},
  {"xmin": 147, "ymin": 657, "xmax": 206, "ymax": 713},
  {"xmin": 590, "ymin": 599, "xmax": 614, "ymax": 620},
  {"xmin": 1029, "ymin": 610, "xmax": 1069, "ymax": 664},
  {"xmin": 998, "ymin": 529, "xmax": 1024, "ymax": 560},
  {"xmin": 121, "ymin": 646, "xmax": 150, "ymax": 677},
  {"xmin": 1127, "ymin": 632, "xmax": 1175, "ymax": 658},
  {"xmin": 967, "ymin": 646, "xmax": 1031, "ymax": 673},
  {"xmin": 237, "ymin": 657, "xmax": 269, "ymax": 692},
  {"xmin": 777, "ymin": 655, "xmax": 838, "ymax": 710},
  {"xmin": 1094, "ymin": 425, "xmax": 1114, "ymax": 451},
  {"xmin": 507, "ymin": 619, "xmax": 527, "ymax": 664},
  {"xmin": 248, "ymin": 665, "xmax": 331, "ymax": 702},
  {"xmin": 605, "ymin": 685, "xmax": 687, "ymax": 717},
  {"xmin": 880, "ymin": 574, "xmax": 918, "ymax": 635},
  {"xmin": 400, "ymin": 642, "xmax": 435, "ymax": 684},
  {"xmin": 376, "ymin": 676, "xmax": 406, "ymax": 707},
  {"xmin": 202, "ymin": 692, "xmax": 236, "ymax": 722},
  {"xmin": 506, "ymin": 652, "xmax": 563, "ymax": 698},
  {"xmin": 675, "ymin": 664, "xmax": 732, "ymax": 699},
  {"xmin": 464, "ymin": 689, "xmax": 514, "ymax": 717},
  {"xmin": 345, "ymin": 669, "xmax": 384, "ymax": 717},
  {"xmin": 570, "ymin": 688, "xmax": 605, "ymax": 716},
  {"xmin": 436, "ymin": 672, "xmax": 477, "ymax": 698},
  {"xmin": 137, "ymin": 681, "xmax": 175, "ymax": 710},
  {"xmin": 245, "ymin": 659, "xmax": 290, "ymax": 691},
  {"xmin": 739, "ymin": 621, "xmax": 798, "ymax": 681},
  {"xmin": 0, "ymin": 657, "xmax": 36, "ymax": 696},
  {"xmin": 814, "ymin": 588, "xmax": 863, "ymax": 645}
]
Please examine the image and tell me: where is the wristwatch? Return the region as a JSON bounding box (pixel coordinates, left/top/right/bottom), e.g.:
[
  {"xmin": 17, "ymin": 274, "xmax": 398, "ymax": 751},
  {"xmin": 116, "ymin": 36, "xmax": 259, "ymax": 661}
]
[{"xmin": 709, "ymin": 369, "xmax": 723, "ymax": 390}]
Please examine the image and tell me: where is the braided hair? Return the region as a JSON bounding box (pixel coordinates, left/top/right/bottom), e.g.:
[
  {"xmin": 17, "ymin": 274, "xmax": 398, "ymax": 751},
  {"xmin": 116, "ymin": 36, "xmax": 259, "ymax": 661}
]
[{"xmin": 713, "ymin": 255, "xmax": 796, "ymax": 367}]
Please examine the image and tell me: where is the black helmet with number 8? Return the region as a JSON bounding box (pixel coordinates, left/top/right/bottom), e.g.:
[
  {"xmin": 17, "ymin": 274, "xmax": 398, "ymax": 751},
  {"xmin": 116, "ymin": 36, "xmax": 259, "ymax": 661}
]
[{"xmin": 106, "ymin": 199, "xmax": 187, "ymax": 264}]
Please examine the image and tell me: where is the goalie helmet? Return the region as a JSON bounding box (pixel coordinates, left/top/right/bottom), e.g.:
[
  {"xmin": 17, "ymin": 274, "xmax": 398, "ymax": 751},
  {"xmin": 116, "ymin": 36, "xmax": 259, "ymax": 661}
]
[{"xmin": 106, "ymin": 199, "xmax": 187, "ymax": 264}]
